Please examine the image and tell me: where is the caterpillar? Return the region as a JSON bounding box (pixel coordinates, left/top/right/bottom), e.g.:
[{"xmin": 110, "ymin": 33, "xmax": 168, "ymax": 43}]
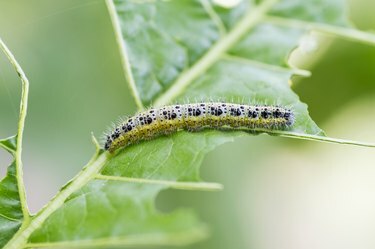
[{"xmin": 104, "ymin": 102, "xmax": 294, "ymax": 153}]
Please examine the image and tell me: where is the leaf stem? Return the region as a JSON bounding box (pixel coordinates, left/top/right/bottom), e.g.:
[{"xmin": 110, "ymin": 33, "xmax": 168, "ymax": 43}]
[
  {"xmin": 105, "ymin": 0, "xmax": 145, "ymax": 110},
  {"xmin": 0, "ymin": 38, "xmax": 30, "ymax": 223},
  {"xmin": 237, "ymin": 128, "xmax": 375, "ymax": 148},
  {"xmin": 264, "ymin": 15, "xmax": 375, "ymax": 46},
  {"xmin": 3, "ymin": 152, "xmax": 110, "ymax": 249},
  {"xmin": 278, "ymin": 131, "xmax": 375, "ymax": 147},
  {"xmin": 153, "ymin": 0, "xmax": 279, "ymax": 107}
]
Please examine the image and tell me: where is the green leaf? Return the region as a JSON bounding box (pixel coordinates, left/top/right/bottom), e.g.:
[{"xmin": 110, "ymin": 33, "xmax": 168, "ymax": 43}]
[
  {"xmin": 29, "ymin": 132, "xmax": 234, "ymax": 247},
  {"xmin": 269, "ymin": 0, "xmax": 349, "ymax": 26},
  {"xmin": 29, "ymin": 182, "xmax": 208, "ymax": 247},
  {"xmin": 0, "ymin": 136, "xmax": 23, "ymax": 248},
  {"xmin": 108, "ymin": 0, "xmax": 375, "ymax": 109},
  {"xmin": 0, "ymin": 135, "xmax": 17, "ymax": 154},
  {"xmin": 4, "ymin": 0, "xmax": 375, "ymax": 249}
]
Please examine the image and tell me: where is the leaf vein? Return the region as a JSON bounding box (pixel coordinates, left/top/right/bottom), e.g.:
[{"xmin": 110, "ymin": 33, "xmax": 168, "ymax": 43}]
[
  {"xmin": 200, "ymin": 0, "xmax": 227, "ymax": 36},
  {"xmin": 221, "ymin": 54, "xmax": 311, "ymax": 76},
  {"xmin": 153, "ymin": 0, "xmax": 279, "ymax": 106},
  {"xmin": 264, "ymin": 15, "xmax": 375, "ymax": 45},
  {"xmin": 95, "ymin": 174, "xmax": 223, "ymax": 191}
]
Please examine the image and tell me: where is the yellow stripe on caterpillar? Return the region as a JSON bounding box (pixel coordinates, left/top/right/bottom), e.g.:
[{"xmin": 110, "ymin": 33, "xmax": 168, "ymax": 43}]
[{"xmin": 104, "ymin": 102, "xmax": 294, "ymax": 153}]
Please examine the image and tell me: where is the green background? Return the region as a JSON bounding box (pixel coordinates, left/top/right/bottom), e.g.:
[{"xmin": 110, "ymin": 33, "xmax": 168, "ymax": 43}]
[{"xmin": 0, "ymin": 0, "xmax": 375, "ymax": 248}]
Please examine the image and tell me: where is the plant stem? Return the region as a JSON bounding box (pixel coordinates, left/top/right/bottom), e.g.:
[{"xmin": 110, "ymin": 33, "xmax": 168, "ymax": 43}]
[
  {"xmin": 0, "ymin": 38, "xmax": 30, "ymax": 223},
  {"xmin": 3, "ymin": 152, "xmax": 110, "ymax": 249}
]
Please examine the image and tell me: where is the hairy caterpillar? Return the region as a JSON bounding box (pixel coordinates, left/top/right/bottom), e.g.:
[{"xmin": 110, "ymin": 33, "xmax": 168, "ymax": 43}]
[{"xmin": 104, "ymin": 102, "xmax": 294, "ymax": 153}]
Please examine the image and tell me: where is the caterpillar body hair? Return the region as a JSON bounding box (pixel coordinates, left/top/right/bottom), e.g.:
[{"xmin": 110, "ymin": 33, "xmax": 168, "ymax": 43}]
[{"xmin": 104, "ymin": 102, "xmax": 294, "ymax": 153}]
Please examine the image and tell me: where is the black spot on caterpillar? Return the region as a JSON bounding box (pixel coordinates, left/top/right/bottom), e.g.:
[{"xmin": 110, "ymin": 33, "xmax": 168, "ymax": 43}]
[{"xmin": 104, "ymin": 102, "xmax": 294, "ymax": 153}]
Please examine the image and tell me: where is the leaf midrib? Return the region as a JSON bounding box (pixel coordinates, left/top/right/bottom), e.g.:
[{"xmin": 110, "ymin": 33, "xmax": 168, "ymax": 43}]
[{"xmin": 154, "ymin": 0, "xmax": 279, "ymax": 107}]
